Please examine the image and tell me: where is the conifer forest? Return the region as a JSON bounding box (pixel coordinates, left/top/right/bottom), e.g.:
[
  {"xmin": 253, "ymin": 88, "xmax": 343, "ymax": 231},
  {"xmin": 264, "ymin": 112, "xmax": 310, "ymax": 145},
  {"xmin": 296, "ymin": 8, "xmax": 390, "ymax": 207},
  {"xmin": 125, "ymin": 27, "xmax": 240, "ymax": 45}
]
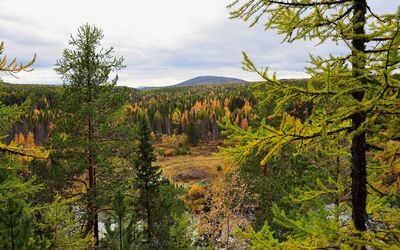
[{"xmin": 1, "ymin": 0, "xmax": 400, "ymax": 249}]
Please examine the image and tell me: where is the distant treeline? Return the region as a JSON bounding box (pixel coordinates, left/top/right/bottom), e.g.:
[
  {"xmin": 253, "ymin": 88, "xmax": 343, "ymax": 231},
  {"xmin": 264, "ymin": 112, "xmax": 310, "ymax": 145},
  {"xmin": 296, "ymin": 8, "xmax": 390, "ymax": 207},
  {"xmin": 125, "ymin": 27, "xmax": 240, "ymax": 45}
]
[{"xmin": 1, "ymin": 82, "xmax": 263, "ymax": 145}]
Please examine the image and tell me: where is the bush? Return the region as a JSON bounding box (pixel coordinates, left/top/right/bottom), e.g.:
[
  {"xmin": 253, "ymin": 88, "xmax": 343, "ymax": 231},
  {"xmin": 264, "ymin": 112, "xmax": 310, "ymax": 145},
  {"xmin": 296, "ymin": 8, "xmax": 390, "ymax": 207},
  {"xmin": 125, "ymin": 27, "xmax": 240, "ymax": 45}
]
[
  {"xmin": 176, "ymin": 146, "xmax": 191, "ymax": 156},
  {"xmin": 158, "ymin": 148, "xmax": 166, "ymax": 157},
  {"xmin": 188, "ymin": 184, "xmax": 206, "ymax": 200}
]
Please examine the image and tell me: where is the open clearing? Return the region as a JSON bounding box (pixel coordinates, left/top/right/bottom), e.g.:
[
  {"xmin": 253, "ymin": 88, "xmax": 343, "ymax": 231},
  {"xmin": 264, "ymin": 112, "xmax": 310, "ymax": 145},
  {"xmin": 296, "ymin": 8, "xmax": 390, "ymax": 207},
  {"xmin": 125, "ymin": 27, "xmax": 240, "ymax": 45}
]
[{"xmin": 157, "ymin": 142, "xmax": 226, "ymax": 187}]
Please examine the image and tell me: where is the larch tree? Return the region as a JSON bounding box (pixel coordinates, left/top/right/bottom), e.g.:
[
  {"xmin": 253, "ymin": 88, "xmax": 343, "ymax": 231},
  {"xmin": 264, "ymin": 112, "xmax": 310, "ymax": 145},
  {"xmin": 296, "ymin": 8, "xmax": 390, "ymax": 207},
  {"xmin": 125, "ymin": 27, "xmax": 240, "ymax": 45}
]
[
  {"xmin": 36, "ymin": 195, "xmax": 91, "ymax": 250},
  {"xmin": 0, "ymin": 42, "xmax": 36, "ymax": 156},
  {"xmin": 53, "ymin": 23, "xmax": 127, "ymax": 248},
  {"xmin": 0, "ymin": 42, "xmax": 45, "ymax": 250},
  {"xmin": 224, "ymin": 0, "xmax": 400, "ymax": 247}
]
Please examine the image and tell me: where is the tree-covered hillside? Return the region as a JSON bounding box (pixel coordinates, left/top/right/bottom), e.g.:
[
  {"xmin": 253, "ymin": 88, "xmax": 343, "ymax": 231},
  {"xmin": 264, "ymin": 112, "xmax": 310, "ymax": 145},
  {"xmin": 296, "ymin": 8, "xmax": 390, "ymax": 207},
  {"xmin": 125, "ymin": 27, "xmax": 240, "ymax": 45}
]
[{"xmin": 2, "ymin": 82, "xmax": 258, "ymax": 146}]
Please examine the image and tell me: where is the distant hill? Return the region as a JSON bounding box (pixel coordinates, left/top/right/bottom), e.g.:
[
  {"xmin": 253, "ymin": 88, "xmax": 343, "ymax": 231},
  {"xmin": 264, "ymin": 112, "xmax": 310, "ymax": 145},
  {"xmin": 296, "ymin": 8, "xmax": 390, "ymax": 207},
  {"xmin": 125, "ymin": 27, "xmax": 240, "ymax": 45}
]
[{"xmin": 174, "ymin": 76, "xmax": 247, "ymax": 87}]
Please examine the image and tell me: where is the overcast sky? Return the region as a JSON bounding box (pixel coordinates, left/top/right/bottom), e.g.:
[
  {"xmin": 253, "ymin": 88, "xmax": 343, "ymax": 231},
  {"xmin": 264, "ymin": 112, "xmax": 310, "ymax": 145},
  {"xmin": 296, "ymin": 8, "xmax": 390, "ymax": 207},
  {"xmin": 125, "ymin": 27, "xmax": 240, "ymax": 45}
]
[{"xmin": 1, "ymin": 0, "xmax": 399, "ymax": 87}]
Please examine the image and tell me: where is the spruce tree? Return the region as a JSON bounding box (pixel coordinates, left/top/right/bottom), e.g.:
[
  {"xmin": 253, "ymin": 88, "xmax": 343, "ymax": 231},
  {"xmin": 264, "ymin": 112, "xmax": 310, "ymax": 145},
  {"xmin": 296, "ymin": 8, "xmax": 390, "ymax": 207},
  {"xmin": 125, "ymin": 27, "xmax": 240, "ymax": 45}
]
[
  {"xmin": 185, "ymin": 119, "xmax": 200, "ymax": 146},
  {"xmin": 134, "ymin": 111, "xmax": 162, "ymax": 248},
  {"xmin": 134, "ymin": 111, "xmax": 187, "ymax": 249}
]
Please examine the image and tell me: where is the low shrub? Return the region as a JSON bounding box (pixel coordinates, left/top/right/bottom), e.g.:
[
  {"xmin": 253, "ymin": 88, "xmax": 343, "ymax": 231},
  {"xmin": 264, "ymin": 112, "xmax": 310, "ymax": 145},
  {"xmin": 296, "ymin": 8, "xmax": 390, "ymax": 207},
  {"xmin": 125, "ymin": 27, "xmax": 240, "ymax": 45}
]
[{"xmin": 188, "ymin": 184, "xmax": 206, "ymax": 200}]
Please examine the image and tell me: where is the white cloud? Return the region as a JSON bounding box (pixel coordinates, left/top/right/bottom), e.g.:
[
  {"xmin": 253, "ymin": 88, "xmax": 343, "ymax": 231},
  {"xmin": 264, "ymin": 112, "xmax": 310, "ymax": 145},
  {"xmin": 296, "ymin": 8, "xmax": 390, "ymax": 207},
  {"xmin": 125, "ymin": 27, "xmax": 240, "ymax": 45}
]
[{"xmin": 1, "ymin": 0, "xmax": 399, "ymax": 87}]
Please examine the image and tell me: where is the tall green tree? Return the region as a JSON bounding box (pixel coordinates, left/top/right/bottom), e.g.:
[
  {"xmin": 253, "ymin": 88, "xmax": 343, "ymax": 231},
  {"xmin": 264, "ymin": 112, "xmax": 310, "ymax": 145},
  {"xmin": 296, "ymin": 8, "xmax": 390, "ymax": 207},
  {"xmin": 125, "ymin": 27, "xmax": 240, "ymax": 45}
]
[
  {"xmin": 133, "ymin": 111, "xmax": 187, "ymax": 249},
  {"xmin": 185, "ymin": 119, "xmax": 200, "ymax": 146},
  {"xmin": 53, "ymin": 23, "xmax": 128, "ymax": 248},
  {"xmin": 134, "ymin": 111, "xmax": 162, "ymax": 248},
  {"xmin": 224, "ymin": 0, "xmax": 400, "ymax": 247}
]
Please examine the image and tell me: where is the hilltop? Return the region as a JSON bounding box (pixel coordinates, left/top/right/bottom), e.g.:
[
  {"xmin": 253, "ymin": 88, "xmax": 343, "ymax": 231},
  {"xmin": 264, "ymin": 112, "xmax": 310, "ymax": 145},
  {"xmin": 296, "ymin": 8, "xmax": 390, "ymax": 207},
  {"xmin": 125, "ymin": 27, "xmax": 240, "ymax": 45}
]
[{"xmin": 174, "ymin": 75, "xmax": 247, "ymax": 87}]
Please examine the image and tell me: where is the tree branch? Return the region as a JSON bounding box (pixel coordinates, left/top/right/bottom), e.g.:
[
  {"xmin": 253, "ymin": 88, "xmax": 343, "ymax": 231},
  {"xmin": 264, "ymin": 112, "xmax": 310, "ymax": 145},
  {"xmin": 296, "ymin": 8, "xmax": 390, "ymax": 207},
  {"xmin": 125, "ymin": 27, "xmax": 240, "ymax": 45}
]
[
  {"xmin": 267, "ymin": 0, "xmax": 351, "ymax": 7},
  {"xmin": 0, "ymin": 144, "xmax": 48, "ymax": 159}
]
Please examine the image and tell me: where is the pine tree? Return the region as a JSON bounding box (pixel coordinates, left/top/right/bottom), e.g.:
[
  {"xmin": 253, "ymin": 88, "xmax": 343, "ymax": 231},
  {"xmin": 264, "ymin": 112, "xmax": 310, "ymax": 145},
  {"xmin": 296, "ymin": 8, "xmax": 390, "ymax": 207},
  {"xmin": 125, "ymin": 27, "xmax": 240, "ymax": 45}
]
[
  {"xmin": 103, "ymin": 190, "xmax": 138, "ymax": 250},
  {"xmin": 224, "ymin": 0, "xmax": 400, "ymax": 247},
  {"xmin": 53, "ymin": 23, "xmax": 128, "ymax": 248}
]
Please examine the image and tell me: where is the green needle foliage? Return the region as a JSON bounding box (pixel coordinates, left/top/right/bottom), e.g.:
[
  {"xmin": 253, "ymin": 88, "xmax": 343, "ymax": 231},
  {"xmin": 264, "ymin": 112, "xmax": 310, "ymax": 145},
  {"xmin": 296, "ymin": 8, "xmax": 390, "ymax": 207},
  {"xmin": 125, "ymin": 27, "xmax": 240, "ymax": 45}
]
[
  {"xmin": 133, "ymin": 111, "xmax": 187, "ymax": 249},
  {"xmin": 185, "ymin": 119, "xmax": 200, "ymax": 146},
  {"xmin": 0, "ymin": 42, "xmax": 43, "ymax": 250},
  {"xmin": 169, "ymin": 213, "xmax": 194, "ymax": 250},
  {"xmin": 52, "ymin": 23, "xmax": 130, "ymax": 248},
  {"xmin": 103, "ymin": 190, "xmax": 138, "ymax": 250},
  {"xmin": 0, "ymin": 197, "xmax": 33, "ymax": 249},
  {"xmin": 223, "ymin": 0, "xmax": 400, "ymax": 248},
  {"xmin": 36, "ymin": 195, "xmax": 90, "ymax": 250},
  {"xmin": 133, "ymin": 111, "xmax": 165, "ymax": 249}
]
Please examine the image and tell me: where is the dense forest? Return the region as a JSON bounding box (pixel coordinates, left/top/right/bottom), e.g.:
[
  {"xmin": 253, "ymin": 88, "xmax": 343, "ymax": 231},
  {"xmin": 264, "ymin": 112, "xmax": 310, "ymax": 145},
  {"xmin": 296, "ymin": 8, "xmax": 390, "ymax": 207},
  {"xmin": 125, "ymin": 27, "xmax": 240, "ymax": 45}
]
[
  {"xmin": 1, "ymin": 0, "xmax": 400, "ymax": 249},
  {"xmin": 2, "ymin": 82, "xmax": 256, "ymax": 146}
]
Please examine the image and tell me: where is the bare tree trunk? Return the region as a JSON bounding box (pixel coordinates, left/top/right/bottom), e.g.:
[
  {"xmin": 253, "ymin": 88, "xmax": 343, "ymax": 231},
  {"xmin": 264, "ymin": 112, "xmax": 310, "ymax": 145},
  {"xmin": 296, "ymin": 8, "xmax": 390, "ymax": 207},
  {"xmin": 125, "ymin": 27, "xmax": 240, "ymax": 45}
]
[
  {"xmin": 86, "ymin": 117, "xmax": 99, "ymax": 248},
  {"xmin": 146, "ymin": 195, "xmax": 153, "ymax": 249},
  {"xmin": 165, "ymin": 116, "xmax": 171, "ymax": 136},
  {"xmin": 226, "ymin": 215, "xmax": 230, "ymax": 248},
  {"xmin": 119, "ymin": 215, "xmax": 122, "ymax": 250},
  {"xmin": 10, "ymin": 211, "xmax": 15, "ymax": 250},
  {"xmin": 350, "ymin": 0, "xmax": 368, "ymax": 235}
]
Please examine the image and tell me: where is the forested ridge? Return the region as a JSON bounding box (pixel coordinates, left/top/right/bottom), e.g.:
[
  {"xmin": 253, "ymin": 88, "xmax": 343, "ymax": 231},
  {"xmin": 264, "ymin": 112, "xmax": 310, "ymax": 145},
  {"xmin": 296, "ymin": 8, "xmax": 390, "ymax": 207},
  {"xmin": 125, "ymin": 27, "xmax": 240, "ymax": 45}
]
[{"xmin": 1, "ymin": 0, "xmax": 400, "ymax": 249}]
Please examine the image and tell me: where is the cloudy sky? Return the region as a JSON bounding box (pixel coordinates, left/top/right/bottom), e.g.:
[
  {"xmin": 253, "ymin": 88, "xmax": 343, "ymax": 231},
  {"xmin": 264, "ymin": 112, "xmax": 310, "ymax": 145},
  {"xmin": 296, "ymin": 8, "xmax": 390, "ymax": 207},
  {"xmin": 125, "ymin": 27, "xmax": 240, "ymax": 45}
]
[{"xmin": 1, "ymin": 0, "xmax": 399, "ymax": 87}]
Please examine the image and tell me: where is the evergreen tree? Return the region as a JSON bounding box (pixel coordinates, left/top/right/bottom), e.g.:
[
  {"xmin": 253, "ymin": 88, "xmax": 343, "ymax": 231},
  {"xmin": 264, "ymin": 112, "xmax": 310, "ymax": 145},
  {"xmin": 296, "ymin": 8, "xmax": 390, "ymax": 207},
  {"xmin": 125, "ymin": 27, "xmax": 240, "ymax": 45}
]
[
  {"xmin": 53, "ymin": 23, "xmax": 128, "ymax": 248},
  {"xmin": 103, "ymin": 190, "xmax": 139, "ymax": 250},
  {"xmin": 134, "ymin": 111, "xmax": 187, "ymax": 249},
  {"xmin": 185, "ymin": 119, "xmax": 199, "ymax": 146},
  {"xmin": 134, "ymin": 111, "xmax": 162, "ymax": 248}
]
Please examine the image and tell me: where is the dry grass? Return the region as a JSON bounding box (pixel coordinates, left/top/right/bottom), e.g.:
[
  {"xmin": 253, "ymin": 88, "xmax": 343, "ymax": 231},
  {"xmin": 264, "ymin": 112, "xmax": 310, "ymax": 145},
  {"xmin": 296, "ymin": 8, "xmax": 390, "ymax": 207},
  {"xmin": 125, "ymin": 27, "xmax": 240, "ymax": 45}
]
[
  {"xmin": 156, "ymin": 140, "xmax": 229, "ymax": 211},
  {"xmin": 158, "ymin": 154, "xmax": 224, "ymax": 186},
  {"xmin": 156, "ymin": 140, "xmax": 226, "ymax": 187}
]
